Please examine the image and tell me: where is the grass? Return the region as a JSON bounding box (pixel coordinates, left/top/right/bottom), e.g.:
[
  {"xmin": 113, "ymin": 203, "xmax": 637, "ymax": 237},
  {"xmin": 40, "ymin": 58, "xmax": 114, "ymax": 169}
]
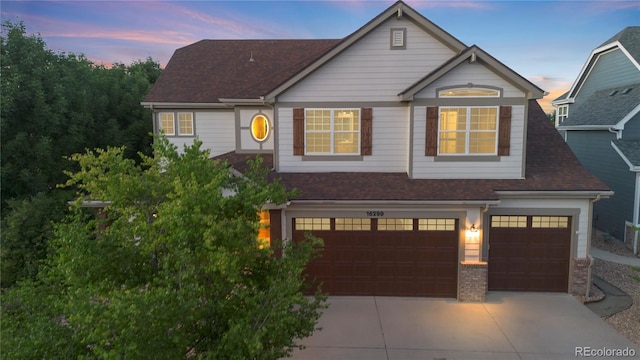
[{"xmin": 629, "ymin": 266, "xmax": 640, "ymax": 283}]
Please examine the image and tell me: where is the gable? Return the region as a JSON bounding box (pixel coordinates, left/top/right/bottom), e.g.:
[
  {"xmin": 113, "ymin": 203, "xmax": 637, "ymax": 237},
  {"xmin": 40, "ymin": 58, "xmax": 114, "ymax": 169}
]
[
  {"xmin": 277, "ymin": 16, "xmax": 458, "ymax": 102},
  {"xmin": 412, "ymin": 61, "xmax": 526, "ymax": 99},
  {"xmin": 565, "ymin": 27, "xmax": 640, "ymax": 103},
  {"xmin": 572, "ymin": 48, "xmax": 640, "ymax": 107}
]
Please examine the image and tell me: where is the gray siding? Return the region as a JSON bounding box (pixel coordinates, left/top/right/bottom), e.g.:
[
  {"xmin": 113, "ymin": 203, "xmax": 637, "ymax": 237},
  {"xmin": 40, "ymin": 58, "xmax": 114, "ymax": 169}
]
[
  {"xmin": 572, "ymin": 49, "xmax": 640, "ymax": 110},
  {"xmin": 623, "ymin": 113, "xmax": 640, "ymax": 140},
  {"xmin": 566, "ymin": 130, "xmax": 636, "ymax": 239}
]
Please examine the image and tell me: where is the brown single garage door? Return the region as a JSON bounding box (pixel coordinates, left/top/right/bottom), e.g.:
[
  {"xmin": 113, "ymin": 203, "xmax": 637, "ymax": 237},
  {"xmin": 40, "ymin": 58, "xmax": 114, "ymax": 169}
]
[
  {"xmin": 293, "ymin": 217, "xmax": 458, "ymax": 297},
  {"xmin": 488, "ymin": 215, "xmax": 571, "ymax": 292}
]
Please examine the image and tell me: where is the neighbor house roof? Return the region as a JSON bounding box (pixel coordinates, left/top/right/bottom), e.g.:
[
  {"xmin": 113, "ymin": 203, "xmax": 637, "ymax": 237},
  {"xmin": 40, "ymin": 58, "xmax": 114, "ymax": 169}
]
[
  {"xmin": 215, "ymin": 100, "xmax": 610, "ymax": 201},
  {"xmin": 143, "ymin": 39, "xmax": 340, "ymax": 104},
  {"xmin": 563, "ymin": 27, "xmax": 640, "ymax": 101},
  {"xmin": 599, "ymin": 26, "xmax": 640, "ymax": 65},
  {"xmin": 612, "ymin": 140, "xmax": 640, "ymax": 171},
  {"xmin": 557, "ymin": 83, "xmax": 640, "ymax": 129}
]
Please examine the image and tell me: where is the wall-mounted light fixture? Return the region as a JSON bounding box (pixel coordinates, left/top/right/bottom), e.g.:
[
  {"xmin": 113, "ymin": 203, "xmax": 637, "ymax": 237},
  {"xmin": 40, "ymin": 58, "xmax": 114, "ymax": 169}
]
[{"xmin": 467, "ymin": 223, "xmax": 479, "ymax": 243}]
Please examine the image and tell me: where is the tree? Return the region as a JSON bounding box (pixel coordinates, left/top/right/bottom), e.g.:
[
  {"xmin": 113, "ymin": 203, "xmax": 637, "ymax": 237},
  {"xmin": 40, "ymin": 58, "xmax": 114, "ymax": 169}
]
[
  {"xmin": 1, "ymin": 21, "xmax": 161, "ymax": 287},
  {"xmin": 1, "ymin": 138, "xmax": 326, "ymax": 359}
]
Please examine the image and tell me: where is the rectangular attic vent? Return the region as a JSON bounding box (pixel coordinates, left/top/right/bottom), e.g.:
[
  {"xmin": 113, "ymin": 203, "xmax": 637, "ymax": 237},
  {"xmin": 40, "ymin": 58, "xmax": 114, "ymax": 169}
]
[{"xmin": 390, "ymin": 28, "xmax": 406, "ymax": 50}]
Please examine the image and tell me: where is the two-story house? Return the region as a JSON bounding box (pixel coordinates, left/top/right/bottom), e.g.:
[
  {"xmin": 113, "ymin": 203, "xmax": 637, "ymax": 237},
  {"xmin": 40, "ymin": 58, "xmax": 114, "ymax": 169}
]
[
  {"xmin": 554, "ymin": 27, "xmax": 640, "ymax": 254},
  {"xmin": 143, "ymin": 1, "xmax": 611, "ymax": 301}
]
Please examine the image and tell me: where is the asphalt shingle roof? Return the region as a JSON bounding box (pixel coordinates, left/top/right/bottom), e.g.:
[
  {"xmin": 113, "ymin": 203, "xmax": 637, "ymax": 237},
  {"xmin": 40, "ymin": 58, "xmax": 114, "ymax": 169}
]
[
  {"xmin": 559, "ymin": 83, "xmax": 639, "ymax": 127},
  {"xmin": 144, "ymin": 39, "xmax": 340, "ymax": 103},
  {"xmin": 215, "ymin": 100, "xmax": 610, "ymax": 201},
  {"xmin": 599, "ymin": 26, "xmax": 640, "ymax": 65},
  {"xmin": 613, "ymin": 139, "xmax": 640, "ymax": 168}
]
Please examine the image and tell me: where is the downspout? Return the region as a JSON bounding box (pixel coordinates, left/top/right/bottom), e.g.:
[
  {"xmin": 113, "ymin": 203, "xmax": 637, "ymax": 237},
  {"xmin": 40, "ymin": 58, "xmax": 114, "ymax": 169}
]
[
  {"xmin": 634, "ymin": 173, "xmax": 639, "ymax": 254},
  {"xmin": 608, "ymin": 127, "xmax": 622, "ymax": 140}
]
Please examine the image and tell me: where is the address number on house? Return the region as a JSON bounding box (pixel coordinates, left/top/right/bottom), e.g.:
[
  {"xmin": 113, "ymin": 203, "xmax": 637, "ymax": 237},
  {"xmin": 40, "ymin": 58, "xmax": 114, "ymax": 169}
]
[{"xmin": 366, "ymin": 211, "xmax": 384, "ymax": 217}]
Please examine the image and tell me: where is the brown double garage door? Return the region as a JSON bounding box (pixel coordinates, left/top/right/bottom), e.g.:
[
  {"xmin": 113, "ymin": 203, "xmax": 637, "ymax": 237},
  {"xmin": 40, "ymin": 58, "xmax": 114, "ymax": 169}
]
[
  {"xmin": 488, "ymin": 215, "xmax": 572, "ymax": 292},
  {"xmin": 293, "ymin": 217, "xmax": 458, "ymax": 297}
]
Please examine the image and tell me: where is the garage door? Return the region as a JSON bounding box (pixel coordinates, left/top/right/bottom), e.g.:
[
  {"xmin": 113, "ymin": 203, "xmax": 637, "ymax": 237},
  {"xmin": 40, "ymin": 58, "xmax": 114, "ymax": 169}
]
[
  {"xmin": 488, "ymin": 215, "xmax": 571, "ymax": 292},
  {"xmin": 293, "ymin": 217, "xmax": 458, "ymax": 297}
]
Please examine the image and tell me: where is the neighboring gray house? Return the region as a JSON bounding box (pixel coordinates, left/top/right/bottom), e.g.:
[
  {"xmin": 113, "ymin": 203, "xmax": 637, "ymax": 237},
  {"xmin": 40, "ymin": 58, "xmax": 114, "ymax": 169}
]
[{"xmin": 555, "ymin": 27, "xmax": 640, "ymax": 254}]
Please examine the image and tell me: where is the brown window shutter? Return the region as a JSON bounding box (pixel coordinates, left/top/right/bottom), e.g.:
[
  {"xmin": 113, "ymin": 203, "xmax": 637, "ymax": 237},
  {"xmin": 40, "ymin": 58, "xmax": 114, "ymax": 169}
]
[
  {"xmin": 425, "ymin": 106, "xmax": 439, "ymax": 156},
  {"xmin": 498, "ymin": 106, "xmax": 512, "ymax": 156},
  {"xmin": 293, "ymin": 108, "xmax": 305, "ymax": 156},
  {"xmin": 361, "ymin": 108, "xmax": 373, "ymax": 156}
]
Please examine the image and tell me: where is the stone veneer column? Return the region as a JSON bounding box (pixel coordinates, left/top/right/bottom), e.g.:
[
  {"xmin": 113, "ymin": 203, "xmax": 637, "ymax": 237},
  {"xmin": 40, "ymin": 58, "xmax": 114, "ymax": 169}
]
[
  {"xmin": 570, "ymin": 257, "xmax": 591, "ymax": 297},
  {"xmin": 459, "ymin": 261, "xmax": 488, "ymax": 302}
]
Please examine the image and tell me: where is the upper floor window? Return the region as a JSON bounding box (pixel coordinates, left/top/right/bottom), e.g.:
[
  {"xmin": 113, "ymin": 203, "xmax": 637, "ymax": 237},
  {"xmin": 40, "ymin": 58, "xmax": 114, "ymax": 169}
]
[
  {"xmin": 439, "ymin": 107, "xmax": 498, "ymax": 155},
  {"xmin": 159, "ymin": 112, "xmax": 194, "ymax": 136},
  {"xmin": 557, "ymin": 105, "xmax": 568, "ymax": 124},
  {"xmin": 159, "ymin": 112, "xmax": 175, "ymax": 136},
  {"xmin": 305, "ymin": 109, "xmax": 360, "ymax": 154},
  {"xmin": 439, "ymin": 87, "xmax": 500, "ymax": 98},
  {"xmin": 251, "ymin": 114, "xmax": 270, "ymax": 142},
  {"xmin": 178, "ymin": 113, "xmax": 194, "ymax": 136}
]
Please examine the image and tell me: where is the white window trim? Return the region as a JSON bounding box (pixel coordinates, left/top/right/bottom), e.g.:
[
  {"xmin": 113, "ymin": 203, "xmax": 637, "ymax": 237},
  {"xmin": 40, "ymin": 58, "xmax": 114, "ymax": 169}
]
[
  {"xmin": 178, "ymin": 112, "xmax": 194, "ymax": 136},
  {"xmin": 158, "ymin": 111, "xmax": 195, "ymax": 137},
  {"xmin": 438, "ymin": 106, "xmax": 499, "ymax": 156},
  {"xmin": 438, "ymin": 87, "xmax": 501, "ymax": 98},
  {"xmin": 557, "ymin": 105, "xmax": 569, "ymax": 124},
  {"xmin": 305, "ymin": 109, "xmax": 361, "ymax": 155},
  {"xmin": 159, "ymin": 112, "xmax": 175, "ymax": 136}
]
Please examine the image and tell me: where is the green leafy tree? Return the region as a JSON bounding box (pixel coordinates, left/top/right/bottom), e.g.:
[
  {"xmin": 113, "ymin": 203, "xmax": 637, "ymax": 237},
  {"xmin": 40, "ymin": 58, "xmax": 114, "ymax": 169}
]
[
  {"xmin": 2, "ymin": 138, "xmax": 326, "ymax": 359},
  {"xmin": 1, "ymin": 21, "xmax": 161, "ymax": 286}
]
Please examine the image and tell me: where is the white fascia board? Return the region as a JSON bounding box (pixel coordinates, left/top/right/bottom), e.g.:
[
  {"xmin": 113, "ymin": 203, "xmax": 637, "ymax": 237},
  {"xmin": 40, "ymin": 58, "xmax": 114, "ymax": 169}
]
[
  {"xmin": 615, "ymin": 103, "xmax": 640, "ymax": 129},
  {"xmin": 611, "ymin": 141, "xmax": 640, "ymax": 172},
  {"xmin": 288, "ymin": 200, "xmax": 501, "ymax": 206},
  {"xmin": 495, "ymin": 190, "xmax": 613, "ymax": 199},
  {"xmin": 551, "ymin": 98, "xmax": 574, "ymax": 106},
  {"xmin": 218, "ymin": 98, "xmax": 272, "ymax": 106},
  {"xmin": 141, "ymin": 102, "xmax": 231, "ymax": 109},
  {"xmin": 556, "ymin": 125, "xmax": 614, "ymax": 131}
]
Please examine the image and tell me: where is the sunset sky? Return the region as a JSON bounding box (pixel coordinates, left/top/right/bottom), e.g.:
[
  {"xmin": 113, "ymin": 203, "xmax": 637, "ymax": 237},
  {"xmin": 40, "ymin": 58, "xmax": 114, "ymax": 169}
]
[{"xmin": 2, "ymin": 0, "xmax": 638, "ymax": 112}]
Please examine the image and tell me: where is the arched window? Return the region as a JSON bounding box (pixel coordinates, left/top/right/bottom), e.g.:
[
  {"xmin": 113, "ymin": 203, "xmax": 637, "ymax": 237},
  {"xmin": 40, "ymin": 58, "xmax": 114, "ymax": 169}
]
[{"xmin": 438, "ymin": 87, "xmax": 500, "ymax": 98}]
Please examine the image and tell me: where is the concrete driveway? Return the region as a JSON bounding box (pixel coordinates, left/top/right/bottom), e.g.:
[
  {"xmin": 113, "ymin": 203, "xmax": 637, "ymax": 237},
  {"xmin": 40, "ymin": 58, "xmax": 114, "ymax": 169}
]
[{"xmin": 290, "ymin": 292, "xmax": 639, "ymax": 360}]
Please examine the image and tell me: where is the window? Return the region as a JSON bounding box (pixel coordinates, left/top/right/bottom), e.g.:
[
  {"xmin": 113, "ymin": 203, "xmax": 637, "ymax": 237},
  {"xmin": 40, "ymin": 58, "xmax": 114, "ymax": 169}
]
[
  {"xmin": 335, "ymin": 218, "xmax": 371, "ymax": 231},
  {"xmin": 178, "ymin": 113, "xmax": 194, "ymax": 135},
  {"xmin": 532, "ymin": 216, "xmax": 569, "ymax": 228},
  {"xmin": 439, "ymin": 88, "xmax": 500, "ymax": 97},
  {"xmin": 158, "ymin": 112, "xmax": 194, "ymax": 136},
  {"xmin": 251, "ymin": 114, "xmax": 270, "ymax": 142},
  {"xmin": 439, "ymin": 107, "xmax": 498, "ymax": 155},
  {"xmin": 557, "ymin": 105, "xmax": 568, "ymax": 123},
  {"xmin": 491, "ymin": 216, "xmax": 527, "ymax": 228},
  {"xmin": 295, "ymin": 218, "xmax": 330, "ymax": 230},
  {"xmin": 378, "ymin": 218, "xmax": 413, "ymax": 231},
  {"xmin": 305, "ymin": 109, "xmax": 360, "ymax": 154},
  {"xmin": 159, "ymin": 112, "xmax": 175, "ymax": 136},
  {"xmin": 418, "ymin": 218, "xmax": 455, "ymax": 231}
]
